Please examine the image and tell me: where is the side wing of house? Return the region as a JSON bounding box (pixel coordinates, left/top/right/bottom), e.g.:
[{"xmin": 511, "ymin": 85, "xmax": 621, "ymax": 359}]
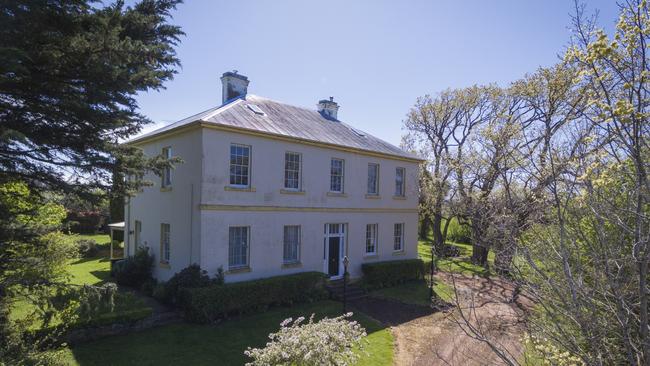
[{"xmin": 124, "ymin": 127, "xmax": 202, "ymax": 281}]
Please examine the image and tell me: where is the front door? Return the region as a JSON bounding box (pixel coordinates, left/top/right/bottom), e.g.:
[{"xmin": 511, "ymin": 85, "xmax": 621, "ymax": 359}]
[
  {"xmin": 324, "ymin": 223, "xmax": 345, "ymax": 279},
  {"xmin": 328, "ymin": 237, "xmax": 340, "ymax": 276}
]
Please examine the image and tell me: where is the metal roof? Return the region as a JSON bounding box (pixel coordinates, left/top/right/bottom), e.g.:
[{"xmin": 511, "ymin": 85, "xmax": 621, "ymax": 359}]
[{"xmin": 129, "ymin": 94, "xmax": 421, "ymax": 161}]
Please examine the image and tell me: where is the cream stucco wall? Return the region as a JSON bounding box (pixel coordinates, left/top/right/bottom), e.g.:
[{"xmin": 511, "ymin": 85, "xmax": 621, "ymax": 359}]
[
  {"xmin": 199, "ymin": 128, "xmax": 420, "ymax": 282},
  {"xmin": 126, "ymin": 124, "xmax": 421, "ymax": 282},
  {"xmin": 124, "ymin": 128, "xmax": 202, "ymax": 281}
]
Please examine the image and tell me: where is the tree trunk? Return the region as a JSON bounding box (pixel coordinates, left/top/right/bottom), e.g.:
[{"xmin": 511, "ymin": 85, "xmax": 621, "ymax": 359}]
[
  {"xmin": 471, "ymin": 245, "xmax": 489, "ymax": 266},
  {"xmin": 432, "ymin": 212, "xmax": 444, "ymax": 250},
  {"xmin": 419, "ymin": 214, "xmax": 432, "ymax": 240}
]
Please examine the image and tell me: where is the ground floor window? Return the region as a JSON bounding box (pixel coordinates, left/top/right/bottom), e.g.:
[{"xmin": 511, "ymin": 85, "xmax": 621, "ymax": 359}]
[
  {"xmin": 283, "ymin": 225, "xmax": 301, "ymax": 263},
  {"xmin": 394, "ymin": 223, "xmax": 404, "ymax": 251},
  {"xmin": 365, "ymin": 224, "xmax": 378, "ymax": 255},
  {"xmin": 229, "ymin": 226, "xmax": 249, "ymax": 268},
  {"xmin": 160, "ymin": 223, "xmax": 170, "ymax": 264}
]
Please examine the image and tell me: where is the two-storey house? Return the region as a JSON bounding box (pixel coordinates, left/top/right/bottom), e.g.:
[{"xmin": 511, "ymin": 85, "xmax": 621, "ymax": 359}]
[{"xmin": 124, "ymin": 71, "xmax": 423, "ymax": 282}]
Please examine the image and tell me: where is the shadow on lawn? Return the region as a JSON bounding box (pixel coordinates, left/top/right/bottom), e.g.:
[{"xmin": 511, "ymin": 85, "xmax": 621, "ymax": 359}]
[{"xmin": 71, "ymin": 256, "xmax": 110, "ymax": 265}]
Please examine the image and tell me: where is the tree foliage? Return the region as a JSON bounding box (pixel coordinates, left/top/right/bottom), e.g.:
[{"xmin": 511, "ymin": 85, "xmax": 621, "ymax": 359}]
[{"xmin": 0, "ymin": 0, "xmax": 184, "ymax": 199}]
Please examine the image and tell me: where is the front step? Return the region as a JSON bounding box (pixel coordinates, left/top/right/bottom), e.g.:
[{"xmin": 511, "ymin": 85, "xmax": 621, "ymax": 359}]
[{"xmin": 325, "ymin": 279, "xmax": 367, "ymax": 301}]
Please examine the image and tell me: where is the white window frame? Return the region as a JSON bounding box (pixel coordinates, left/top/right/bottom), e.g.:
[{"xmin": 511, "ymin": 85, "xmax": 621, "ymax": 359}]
[
  {"xmin": 330, "ymin": 158, "xmax": 345, "ymax": 193},
  {"xmin": 395, "ymin": 167, "xmax": 406, "ymax": 197},
  {"xmin": 229, "ymin": 144, "xmax": 251, "ymax": 188},
  {"xmin": 161, "ymin": 147, "xmax": 172, "ymax": 188},
  {"xmin": 228, "ymin": 226, "xmax": 250, "ymax": 269},
  {"xmin": 283, "ymin": 225, "xmax": 301, "ymax": 264},
  {"xmin": 284, "ymin": 152, "xmax": 302, "ymax": 190},
  {"xmin": 160, "ymin": 223, "xmax": 170, "ymax": 264},
  {"xmin": 394, "ymin": 223, "xmax": 404, "ymax": 252},
  {"xmin": 367, "ymin": 163, "xmax": 379, "ymax": 195},
  {"xmin": 365, "ymin": 223, "xmax": 378, "ymax": 255}
]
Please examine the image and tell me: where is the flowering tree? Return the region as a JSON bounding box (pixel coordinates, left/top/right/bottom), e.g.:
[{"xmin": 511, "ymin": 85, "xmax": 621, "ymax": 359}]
[{"xmin": 244, "ymin": 313, "xmax": 366, "ymax": 366}]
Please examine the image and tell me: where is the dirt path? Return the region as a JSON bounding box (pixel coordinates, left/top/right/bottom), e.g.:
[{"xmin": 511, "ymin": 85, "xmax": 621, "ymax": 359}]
[{"xmin": 360, "ymin": 273, "xmax": 531, "ymax": 366}]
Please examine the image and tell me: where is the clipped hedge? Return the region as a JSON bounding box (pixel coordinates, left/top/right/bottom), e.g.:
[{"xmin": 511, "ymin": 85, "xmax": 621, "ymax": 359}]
[
  {"xmin": 361, "ymin": 259, "xmax": 425, "ymax": 289},
  {"xmin": 183, "ymin": 271, "xmax": 327, "ymax": 323}
]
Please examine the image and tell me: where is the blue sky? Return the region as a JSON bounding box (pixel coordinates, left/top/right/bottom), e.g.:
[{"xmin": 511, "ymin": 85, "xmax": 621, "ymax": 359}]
[{"xmin": 135, "ymin": 0, "xmax": 619, "ymax": 146}]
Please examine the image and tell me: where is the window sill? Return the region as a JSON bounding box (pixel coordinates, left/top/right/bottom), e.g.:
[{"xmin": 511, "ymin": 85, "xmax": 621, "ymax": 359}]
[
  {"xmin": 392, "ymin": 250, "xmax": 406, "ymax": 256},
  {"xmin": 160, "ymin": 186, "xmax": 172, "ymax": 192},
  {"xmin": 226, "ymin": 266, "xmax": 251, "ymax": 274},
  {"xmin": 159, "ymin": 262, "xmax": 171, "ymax": 269},
  {"xmin": 392, "ymin": 195, "xmax": 406, "ymax": 200},
  {"xmin": 365, "ymin": 194, "xmax": 381, "ymax": 199},
  {"xmin": 327, "ymin": 192, "xmax": 347, "ymax": 197},
  {"xmin": 363, "ymin": 254, "xmax": 378, "ymax": 259},
  {"xmin": 280, "ymin": 189, "xmax": 306, "ymax": 195},
  {"xmin": 281, "ymin": 262, "xmax": 302, "ymax": 269},
  {"xmin": 224, "ymin": 186, "xmax": 256, "ymax": 192}
]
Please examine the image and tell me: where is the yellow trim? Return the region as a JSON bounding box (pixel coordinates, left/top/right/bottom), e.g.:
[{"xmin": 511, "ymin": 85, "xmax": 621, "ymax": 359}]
[
  {"xmin": 160, "ymin": 186, "xmax": 172, "ymax": 192},
  {"xmin": 224, "ymin": 186, "xmax": 256, "ymax": 192},
  {"xmin": 392, "ymin": 195, "xmax": 407, "ymax": 200},
  {"xmin": 226, "ymin": 266, "xmax": 251, "ymax": 274},
  {"xmin": 280, "ymin": 189, "xmax": 306, "ymax": 195},
  {"xmin": 199, "ymin": 204, "xmax": 417, "ymax": 213},
  {"xmin": 127, "ymin": 120, "xmax": 424, "ymax": 163},
  {"xmin": 365, "ymin": 194, "xmax": 381, "ymax": 199},
  {"xmin": 326, "ymin": 192, "xmax": 347, "ymax": 198},
  {"xmin": 281, "ymin": 262, "xmax": 303, "ymax": 269}
]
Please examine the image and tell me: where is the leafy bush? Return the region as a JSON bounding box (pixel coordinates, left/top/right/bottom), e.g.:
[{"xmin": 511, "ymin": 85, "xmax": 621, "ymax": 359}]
[
  {"xmin": 361, "ymin": 259, "xmax": 425, "ymax": 290},
  {"xmin": 183, "ymin": 272, "xmax": 327, "ymax": 323},
  {"xmin": 445, "ymin": 217, "xmax": 471, "ymax": 244},
  {"xmin": 435, "ymin": 243, "xmax": 461, "ymax": 258},
  {"xmin": 76, "ymin": 238, "xmax": 99, "ymax": 257},
  {"xmin": 140, "ymin": 277, "xmax": 158, "ymax": 296},
  {"xmin": 244, "ymin": 313, "xmax": 366, "ymax": 366},
  {"xmin": 158, "ymin": 264, "xmax": 213, "ymax": 306},
  {"xmin": 76, "ymin": 283, "xmax": 117, "ymax": 323},
  {"xmin": 113, "ymin": 247, "xmax": 154, "ymax": 288}
]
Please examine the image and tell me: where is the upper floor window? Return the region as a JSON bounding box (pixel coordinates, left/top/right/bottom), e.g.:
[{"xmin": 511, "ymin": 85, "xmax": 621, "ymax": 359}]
[
  {"xmin": 284, "ymin": 152, "xmax": 301, "ymax": 190},
  {"xmin": 395, "ymin": 167, "xmax": 406, "ymax": 197},
  {"xmin": 160, "ymin": 223, "xmax": 170, "ymax": 264},
  {"xmin": 283, "ymin": 225, "xmax": 301, "ymax": 264},
  {"xmin": 394, "ymin": 223, "xmax": 404, "ymax": 251},
  {"xmin": 230, "ymin": 144, "xmax": 251, "ymax": 187},
  {"xmin": 365, "ymin": 224, "xmax": 378, "ymax": 255},
  {"xmin": 229, "ymin": 226, "xmax": 249, "ymax": 268},
  {"xmin": 161, "ymin": 147, "xmax": 172, "ymax": 188},
  {"xmin": 330, "ymin": 158, "xmax": 344, "ymax": 193},
  {"xmin": 367, "ymin": 163, "xmax": 379, "ymax": 195}
]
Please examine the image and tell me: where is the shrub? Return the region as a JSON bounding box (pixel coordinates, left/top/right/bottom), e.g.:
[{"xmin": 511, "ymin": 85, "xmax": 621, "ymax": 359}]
[
  {"xmin": 435, "ymin": 243, "xmax": 461, "ymax": 258},
  {"xmin": 244, "ymin": 313, "xmax": 366, "ymax": 366},
  {"xmin": 140, "ymin": 277, "xmax": 158, "ymax": 296},
  {"xmin": 113, "ymin": 247, "xmax": 154, "ymax": 288},
  {"xmin": 361, "ymin": 259, "xmax": 425, "ymax": 290},
  {"xmin": 446, "ymin": 217, "xmax": 471, "ymax": 244},
  {"xmin": 76, "ymin": 238, "xmax": 99, "ymax": 257},
  {"xmin": 159, "ymin": 264, "xmax": 213, "ymax": 306},
  {"xmin": 183, "ymin": 272, "xmax": 327, "ymax": 323}
]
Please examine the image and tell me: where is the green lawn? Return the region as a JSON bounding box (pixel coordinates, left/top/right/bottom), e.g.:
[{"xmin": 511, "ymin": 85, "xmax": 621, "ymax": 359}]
[
  {"xmin": 418, "ymin": 239, "xmax": 493, "ymax": 276},
  {"xmin": 370, "ymin": 280, "xmax": 453, "ymax": 306},
  {"xmin": 67, "ymin": 256, "xmax": 112, "ymax": 285},
  {"xmin": 60, "ymin": 300, "xmax": 393, "ymax": 366},
  {"xmin": 11, "ymin": 241, "xmax": 149, "ymax": 330}
]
